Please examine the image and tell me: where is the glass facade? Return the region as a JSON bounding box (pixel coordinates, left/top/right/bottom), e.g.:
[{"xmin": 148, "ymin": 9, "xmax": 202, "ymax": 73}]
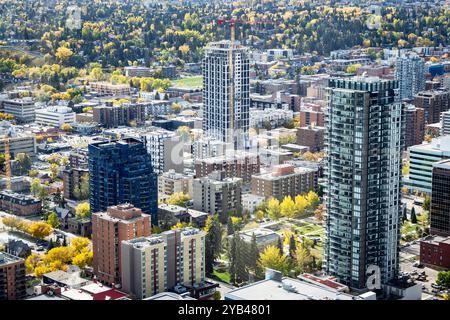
[
  {"xmin": 324, "ymin": 78, "xmax": 403, "ymax": 289},
  {"xmin": 88, "ymin": 138, "xmax": 158, "ymax": 224}
]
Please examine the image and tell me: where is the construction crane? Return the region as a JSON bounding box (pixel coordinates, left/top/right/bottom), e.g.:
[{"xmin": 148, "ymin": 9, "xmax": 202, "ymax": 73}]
[
  {"xmin": 216, "ymin": 18, "xmax": 272, "ymax": 145},
  {"xmin": 3, "ymin": 134, "xmax": 11, "ymax": 190}
]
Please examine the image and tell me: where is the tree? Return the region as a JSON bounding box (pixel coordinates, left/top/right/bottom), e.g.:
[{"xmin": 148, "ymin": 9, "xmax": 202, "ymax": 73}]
[
  {"xmin": 61, "ymin": 123, "xmax": 73, "ymax": 132},
  {"xmin": 75, "ymin": 202, "xmax": 90, "ymax": 219},
  {"xmin": 266, "ymin": 198, "xmax": 281, "ymax": 220},
  {"xmin": 255, "ymin": 210, "xmax": 265, "ymax": 221},
  {"xmin": 227, "ymin": 216, "xmax": 234, "ymax": 236},
  {"xmin": 179, "ymin": 44, "xmax": 190, "ymax": 55},
  {"xmin": 402, "ymin": 206, "xmax": 408, "ymax": 222},
  {"xmin": 165, "ymin": 192, "xmax": 191, "ymax": 207},
  {"xmin": 212, "ymin": 291, "xmax": 221, "ymax": 300},
  {"xmin": 423, "ymin": 195, "xmax": 430, "ymax": 212},
  {"xmin": 289, "ymin": 235, "xmax": 297, "ymax": 259},
  {"xmin": 15, "ymin": 153, "xmax": 32, "ymax": 174},
  {"xmin": 306, "ymin": 191, "xmax": 320, "ymax": 209},
  {"xmin": 228, "ymin": 232, "xmax": 248, "ymax": 285},
  {"xmin": 204, "ymin": 214, "xmax": 223, "ymax": 275},
  {"xmin": 257, "ymin": 245, "xmax": 289, "ymax": 277},
  {"xmin": 436, "ymin": 270, "xmax": 450, "ymax": 288},
  {"xmin": 280, "ymin": 196, "xmax": 296, "ymax": 218},
  {"xmin": 49, "ymin": 163, "xmax": 59, "ymax": 180},
  {"xmin": 28, "ymin": 222, "xmax": 53, "ymax": 239},
  {"xmin": 171, "ymin": 102, "xmax": 182, "ymax": 113},
  {"xmin": 346, "ymin": 63, "xmax": 362, "ymax": 74},
  {"xmin": 294, "ymin": 243, "xmax": 314, "ymax": 274},
  {"xmin": 247, "ymin": 233, "xmax": 259, "ymax": 274},
  {"xmin": 314, "ymin": 203, "xmax": 325, "ymax": 222},
  {"xmin": 80, "ymin": 174, "xmax": 89, "ymax": 199},
  {"xmin": 47, "ymin": 212, "xmax": 60, "ymax": 228},
  {"xmin": 277, "ymin": 237, "xmax": 284, "ymax": 255},
  {"xmin": 411, "ymin": 207, "xmax": 417, "ymax": 224},
  {"xmin": 294, "ymin": 195, "xmax": 309, "ymax": 217},
  {"xmin": 55, "ymin": 47, "xmax": 74, "ymax": 62},
  {"xmin": 35, "ymin": 182, "xmax": 48, "ymax": 200}
]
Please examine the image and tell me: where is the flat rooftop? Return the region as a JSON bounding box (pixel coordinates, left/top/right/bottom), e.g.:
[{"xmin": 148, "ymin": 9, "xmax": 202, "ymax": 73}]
[{"xmin": 225, "ymin": 278, "xmax": 360, "ymax": 300}]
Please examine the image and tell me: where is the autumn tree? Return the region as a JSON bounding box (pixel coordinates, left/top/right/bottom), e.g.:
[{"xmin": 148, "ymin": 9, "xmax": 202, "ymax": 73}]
[
  {"xmin": 75, "ymin": 202, "xmax": 90, "ymax": 219},
  {"xmin": 257, "ymin": 245, "xmax": 289, "ymax": 277},
  {"xmin": 28, "ymin": 221, "xmax": 53, "ymax": 239},
  {"xmin": 280, "ymin": 196, "xmax": 296, "ymax": 218},
  {"xmin": 266, "ymin": 198, "xmax": 281, "ymax": 220}
]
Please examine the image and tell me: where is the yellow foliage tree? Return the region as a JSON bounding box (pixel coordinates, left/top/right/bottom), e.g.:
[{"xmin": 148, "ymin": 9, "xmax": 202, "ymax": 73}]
[
  {"xmin": 75, "ymin": 202, "xmax": 90, "ymax": 219},
  {"xmin": 266, "ymin": 198, "xmax": 281, "ymax": 220},
  {"xmin": 280, "ymin": 196, "xmax": 296, "ymax": 218},
  {"xmin": 28, "ymin": 222, "xmax": 53, "ymax": 239},
  {"xmin": 258, "ymin": 245, "xmax": 289, "ymax": 276},
  {"xmin": 55, "ymin": 47, "xmax": 74, "ymax": 61}
]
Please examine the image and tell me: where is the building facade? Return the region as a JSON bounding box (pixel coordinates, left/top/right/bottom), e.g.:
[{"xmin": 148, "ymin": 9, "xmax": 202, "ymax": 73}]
[
  {"xmin": 203, "ymin": 41, "xmax": 250, "ymax": 149},
  {"xmin": 430, "ymin": 160, "xmax": 450, "ymax": 237},
  {"xmin": 192, "ymin": 171, "xmax": 242, "ymax": 220},
  {"xmin": 296, "ymin": 126, "xmax": 325, "ymax": 152},
  {"xmin": 35, "ymin": 106, "xmax": 76, "ymax": 127},
  {"xmin": 92, "ymin": 104, "xmax": 145, "ymax": 128},
  {"xmin": 403, "ymin": 104, "xmax": 425, "ymax": 149},
  {"xmin": 414, "ymin": 90, "xmax": 450, "ymax": 125},
  {"xmin": 324, "ymin": 77, "xmax": 403, "ymax": 289},
  {"xmin": 3, "ymin": 98, "xmax": 35, "ymax": 123},
  {"xmin": 158, "ymin": 170, "xmax": 193, "ymax": 200},
  {"xmin": 141, "ymin": 129, "xmax": 183, "ymax": 174},
  {"xmin": 0, "ymin": 252, "xmax": 26, "ymax": 300},
  {"xmin": 404, "ymin": 136, "xmax": 450, "ymax": 194},
  {"xmin": 395, "ymin": 53, "xmax": 426, "ymax": 100},
  {"xmin": 88, "ymin": 138, "xmax": 158, "ymax": 224},
  {"xmin": 92, "ymin": 204, "xmax": 151, "ymax": 286},
  {"xmin": 195, "ymin": 152, "xmax": 260, "ymax": 183},
  {"xmin": 121, "ymin": 228, "xmax": 206, "ymax": 299}
]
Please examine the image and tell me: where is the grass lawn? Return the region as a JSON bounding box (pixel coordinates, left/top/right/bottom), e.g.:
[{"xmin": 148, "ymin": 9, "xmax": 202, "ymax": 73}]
[
  {"xmin": 171, "ymin": 75, "xmax": 203, "ymax": 88},
  {"xmin": 211, "ymin": 270, "xmax": 231, "ymax": 284},
  {"xmin": 295, "ymin": 223, "xmax": 323, "ymax": 235}
]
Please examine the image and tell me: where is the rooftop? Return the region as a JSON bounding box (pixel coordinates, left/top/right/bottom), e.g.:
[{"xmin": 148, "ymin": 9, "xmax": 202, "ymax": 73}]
[{"xmin": 225, "ymin": 277, "xmax": 361, "ymax": 300}]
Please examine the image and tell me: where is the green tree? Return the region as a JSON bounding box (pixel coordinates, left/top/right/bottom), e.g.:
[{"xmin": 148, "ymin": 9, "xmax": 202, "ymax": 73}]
[
  {"xmin": 228, "ymin": 232, "xmax": 248, "ymax": 285},
  {"xmin": 423, "ymin": 195, "xmax": 430, "ymax": 212},
  {"xmin": 227, "ymin": 216, "xmax": 234, "ymax": 236},
  {"xmin": 289, "ymin": 235, "xmax": 297, "ymax": 259},
  {"xmin": 80, "ymin": 174, "xmax": 89, "ymax": 199},
  {"xmin": 47, "ymin": 212, "xmax": 60, "ymax": 228},
  {"xmin": 204, "ymin": 214, "xmax": 223, "ymax": 275},
  {"xmin": 402, "ymin": 206, "xmax": 408, "ymax": 222},
  {"xmin": 411, "ymin": 207, "xmax": 417, "ymax": 224},
  {"xmin": 15, "ymin": 153, "xmax": 32, "ymax": 175}
]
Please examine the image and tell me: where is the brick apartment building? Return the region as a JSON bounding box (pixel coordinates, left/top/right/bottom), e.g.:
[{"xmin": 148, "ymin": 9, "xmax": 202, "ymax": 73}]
[
  {"xmin": 414, "ymin": 90, "xmax": 450, "ymax": 125},
  {"xmin": 296, "ymin": 126, "xmax": 325, "ymax": 152},
  {"xmin": 195, "ymin": 152, "xmax": 260, "ymax": 183},
  {"xmin": 251, "ymin": 164, "xmax": 316, "ymax": 201},
  {"xmin": 420, "ymin": 235, "xmax": 450, "ymax": 270},
  {"xmin": 0, "ymin": 252, "xmax": 26, "ymax": 300},
  {"xmin": 92, "ymin": 103, "xmax": 145, "ymax": 128},
  {"xmin": 92, "ymin": 204, "xmax": 151, "ymax": 286},
  {"xmin": 404, "ymin": 104, "xmax": 425, "ymax": 149},
  {"xmin": 0, "ymin": 191, "xmax": 42, "ymax": 216}
]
